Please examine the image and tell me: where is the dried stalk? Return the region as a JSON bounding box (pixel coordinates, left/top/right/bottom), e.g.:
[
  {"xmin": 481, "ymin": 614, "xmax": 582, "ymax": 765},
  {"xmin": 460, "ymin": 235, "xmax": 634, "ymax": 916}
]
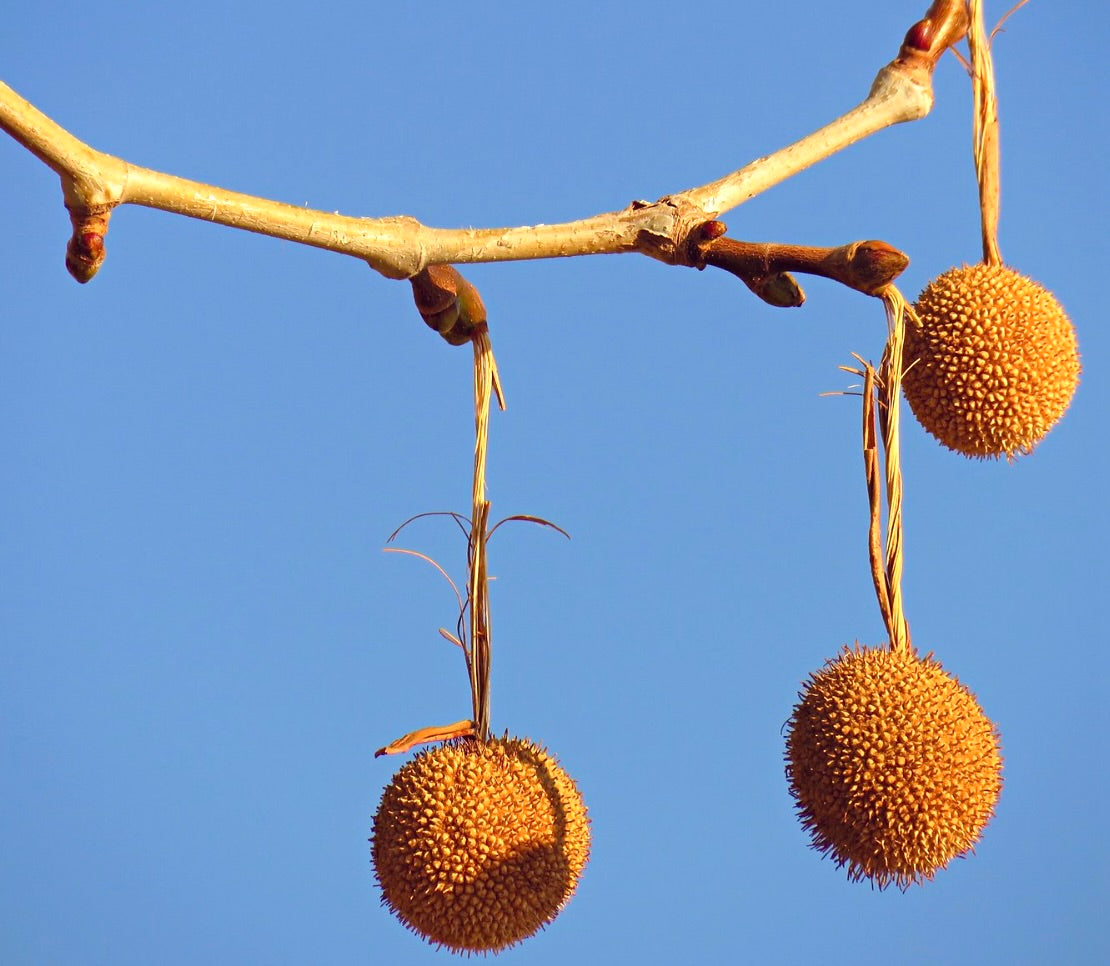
[
  {"xmin": 374, "ymin": 719, "xmax": 476, "ymax": 758},
  {"xmin": 0, "ymin": 1, "xmax": 966, "ymax": 284},
  {"xmin": 467, "ymin": 330, "xmax": 502, "ymax": 741},
  {"xmin": 968, "ymin": 0, "xmax": 1013, "ymax": 266},
  {"xmin": 849, "ymin": 288, "xmax": 913, "ymax": 654},
  {"xmin": 860, "ymin": 363, "xmax": 894, "ymax": 636},
  {"xmin": 876, "ymin": 289, "xmax": 911, "ymax": 655},
  {"xmin": 375, "ymin": 328, "xmax": 503, "ymax": 751}
]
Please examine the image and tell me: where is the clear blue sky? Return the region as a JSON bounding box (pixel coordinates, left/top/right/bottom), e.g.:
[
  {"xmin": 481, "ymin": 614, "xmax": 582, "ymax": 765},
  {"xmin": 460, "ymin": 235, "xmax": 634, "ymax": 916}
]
[{"xmin": 2, "ymin": 3, "xmax": 1106, "ymax": 964}]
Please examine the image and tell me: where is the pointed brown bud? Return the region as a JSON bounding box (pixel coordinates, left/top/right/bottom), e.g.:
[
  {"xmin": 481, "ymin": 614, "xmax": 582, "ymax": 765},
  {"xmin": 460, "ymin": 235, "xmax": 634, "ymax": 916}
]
[{"xmin": 409, "ymin": 265, "xmax": 488, "ymax": 345}]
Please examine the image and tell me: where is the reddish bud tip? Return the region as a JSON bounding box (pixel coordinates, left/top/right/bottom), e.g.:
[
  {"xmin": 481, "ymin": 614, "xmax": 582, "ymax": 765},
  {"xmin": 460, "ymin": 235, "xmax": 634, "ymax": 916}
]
[
  {"xmin": 64, "ymin": 206, "xmax": 113, "ymax": 283},
  {"xmin": 699, "ymin": 220, "xmax": 727, "ymax": 242},
  {"xmin": 65, "ymin": 232, "xmax": 106, "ymax": 284},
  {"xmin": 904, "ymin": 19, "xmax": 933, "ymax": 52},
  {"xmin": 688, "ymin": 220, "xmax": 729, "ymax": 268},
  {"xmin": 80, "ymin": 232, "xmax": 105, "ymax": 258}
]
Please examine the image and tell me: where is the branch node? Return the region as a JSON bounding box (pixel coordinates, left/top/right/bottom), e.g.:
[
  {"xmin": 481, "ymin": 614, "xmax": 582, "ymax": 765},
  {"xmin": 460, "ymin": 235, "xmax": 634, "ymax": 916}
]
[{"xmin": 633, "ymin": 195, "xmax": 712, "ymax": 268}]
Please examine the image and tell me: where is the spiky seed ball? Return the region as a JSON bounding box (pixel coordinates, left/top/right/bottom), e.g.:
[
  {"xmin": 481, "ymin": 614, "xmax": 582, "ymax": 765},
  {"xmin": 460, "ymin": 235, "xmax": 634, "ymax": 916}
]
[
  {"xmin": 903, "ymin": 263, "xmax": 1080, "ymax": 458},
  {"xmin": 371, "ymin": 736, "xmax": 590, "ymax": 954},
  {"xmin": 785, "ymin": 644, "xmax": 1002, "ymax": 889}
]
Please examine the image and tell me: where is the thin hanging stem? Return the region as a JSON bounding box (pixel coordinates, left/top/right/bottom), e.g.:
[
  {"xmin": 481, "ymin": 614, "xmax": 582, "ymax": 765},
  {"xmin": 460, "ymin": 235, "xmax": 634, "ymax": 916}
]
[
  {"xmin": 468, "ymin": 329, "xmax": 503, "ymax": 740},
  {"xmin": 375, "ymin": 328, "xmax": 554, "ymax": 757},
  {"xmin": 876, "ymin": 288, "xmax": 912, "ymax": 654},
  {"xmin": 969, "ymin": 0, "xmax": 1003, "ymax": 265},
  {"xmin": 376, "ymin": 329, "xmax": 559, "ymax": 755},
  {"xmin": 850, "ymin": 290, "xmax": 913, "ymax": 653},
  {"xmin": 860, "ymin": 363, "xmax": 895, "ymax": 638}
]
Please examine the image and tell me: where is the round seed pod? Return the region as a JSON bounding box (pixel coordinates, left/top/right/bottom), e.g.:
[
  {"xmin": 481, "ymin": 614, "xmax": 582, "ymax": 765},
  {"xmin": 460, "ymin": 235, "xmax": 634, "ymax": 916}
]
[
  {"xmin": 903, "ymin": 263, "xmax": 1080, "ymax": 458},
  {"xmin": 371, "ymin": 736, "xmax": 590, "ymax": 953},
  {"xmin": 785, "ymin": 644, "xmax": 1002, "ymax": 889}
]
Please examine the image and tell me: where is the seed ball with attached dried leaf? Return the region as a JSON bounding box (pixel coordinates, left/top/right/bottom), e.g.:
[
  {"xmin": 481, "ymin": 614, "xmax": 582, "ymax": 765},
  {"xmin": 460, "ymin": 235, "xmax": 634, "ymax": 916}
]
[
  {"xmin": 785, "ymin": 644, "xmax": 1002, "ymax": 889},
  {"xmin": 902, "ymin": 263, "xmax": 1080, "ymax": 458},
  {"xmin": 371, "ymin": 736, "xmax": 590, "ymax": 954}
]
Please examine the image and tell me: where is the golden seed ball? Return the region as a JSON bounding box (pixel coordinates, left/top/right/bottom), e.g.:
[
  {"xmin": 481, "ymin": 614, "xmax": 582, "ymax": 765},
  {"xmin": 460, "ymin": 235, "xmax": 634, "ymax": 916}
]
[
  {"xmin": 785, "ymin": 644, "xmax": 1002, "ymax": 889},
  {"xmin": 903, "ymin": 263, "xmax": 1080, "ymax": 458},
  {"xmin": 371, "ymin": 735, "xmax": 590, "ymax": 954}
]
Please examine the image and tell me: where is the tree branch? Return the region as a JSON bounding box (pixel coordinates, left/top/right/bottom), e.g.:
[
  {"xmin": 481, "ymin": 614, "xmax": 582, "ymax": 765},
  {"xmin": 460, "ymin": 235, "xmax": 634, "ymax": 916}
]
[
  {"xmin": 0, "ymin": 1, "xmax": 966, "ymax": 286},
  {"xmin": 677, "ymin": 0, "xmax": 968, "ymax": 216}
]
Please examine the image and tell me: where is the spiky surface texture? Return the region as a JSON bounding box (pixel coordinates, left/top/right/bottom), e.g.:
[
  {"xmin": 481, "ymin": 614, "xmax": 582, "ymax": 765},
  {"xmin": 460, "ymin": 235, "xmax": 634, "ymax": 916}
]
[
  {"xmin": 371, "ymin": 736, "xmax": 590, "ymax": 954},
  {"xmin": 785, "ymin": 645, "xmax": 1002, "ymax": 889},
  {"xmin": 903, "ymin": 264, "xmax": 1080, "ymax": 458}
]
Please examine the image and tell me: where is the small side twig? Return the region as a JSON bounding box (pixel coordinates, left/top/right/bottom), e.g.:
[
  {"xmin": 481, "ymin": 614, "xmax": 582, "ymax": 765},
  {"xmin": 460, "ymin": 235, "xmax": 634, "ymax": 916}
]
[{"xmin": 695, "ymin": 232, "xmax": 910, "ymax": 302}]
